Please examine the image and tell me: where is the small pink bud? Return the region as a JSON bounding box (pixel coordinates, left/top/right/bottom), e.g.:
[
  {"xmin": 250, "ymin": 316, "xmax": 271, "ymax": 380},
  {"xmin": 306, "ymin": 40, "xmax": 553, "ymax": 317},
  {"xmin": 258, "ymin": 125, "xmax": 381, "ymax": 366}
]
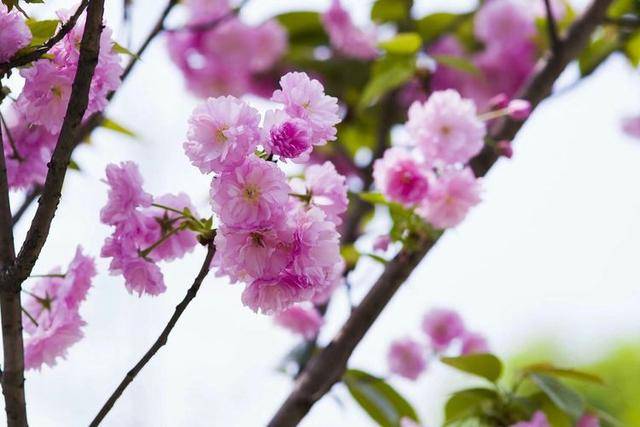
[
  {"xmin": 488, "ymin": 93, "xmax": 509, "ymax": 110},
  {"xmin": 373, "ymin": 234, "xmax": 391, "ymax": 252},
  {"xmin": 496, "ymin": 140, "xmax": 513, "ymax": 159},
  {"xmin": 507, "ymin": 99, "xmax": 532, "ymax": 120}
]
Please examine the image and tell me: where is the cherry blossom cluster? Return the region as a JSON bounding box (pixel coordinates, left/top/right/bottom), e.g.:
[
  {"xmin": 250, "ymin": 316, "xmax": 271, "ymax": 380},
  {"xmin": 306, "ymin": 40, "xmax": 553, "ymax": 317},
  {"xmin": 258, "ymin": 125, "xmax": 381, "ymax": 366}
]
[
  {"xmin": 321, "ymin": 0, "xmax": 378, "ymax": 60},
  {"xmin": 166, "ymin": 0, "xmax": 286, "ymax": 98},
  {"xmin": 183, "ymin": 72, "xmax": 348, "ymax": 315},
  {"xmin": 22, "ymin": 247, "xmax": 96, "ymax": 370},
  {"xmin": 387, "ymin": 308, "xmax": 488, "ymax": 381},
  {"xmin": 3, "ymin": 9, "xmax": 123, "ymax": 190},
  {"xmin": 0, "ymin": 3, "xmax": 31, "ymax": 63},
  {"xmin": 100, "ymin": 162, "xmax": 200, "ymax": 296},
  {"xmin": 374, "ymin": 89, "xmax": 529, "ymax": 229},
  {"xmin": 427, "ymin": 0, "xmax": 556, "ymax": 109}
]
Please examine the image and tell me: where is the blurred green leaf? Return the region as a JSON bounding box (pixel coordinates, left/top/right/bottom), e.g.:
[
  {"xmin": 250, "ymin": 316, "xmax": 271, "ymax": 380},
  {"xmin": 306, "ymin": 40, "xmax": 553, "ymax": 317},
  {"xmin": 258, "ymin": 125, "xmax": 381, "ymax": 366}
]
[
  {"xmin": 363, "ymin": 253, "xmax": 388, "ymax": 265},
  {"xmin": 68, "ymin": 159, "xmax": 81, "ymax": 171},
  {"xmin": 530, "ymin": 373, "xmax": 585, "ymax": 420},
  {"xmin": 359, "ymin": 192, "xmax": 388, "ymax": 205},
  {"xmin": 416, "ymin": 13, "xmax": 469, "ymax": 45},
  {"xmin": 359, "ymin": 55, "xmax": 416, "ymax": 109},
  {"xmin": 344, "ymin": 369, "xmax": 419, "ymax": 427},
  {"xmin": 371, "ymin": 0, "xmax": 412, "ymax": 23},
  {"xmin": 441, "ymin": 354, "xmax": 503, "ymax": 382},
  {"xmin": 608, "ymin": 0, "xmax": 640, "ymax": 17},
  {"xmin": 101, "ymin": 118, "xmax": 137, "ymax": 138},
  {"xmin": 624, "ymin": 31, "xmax": 640, "ymax": 67},
  {"xmin": 578, "ymin": 29, "xmax": 620, "ymax": 76},
  {"xmin": 341, "ymin": 244, "xmax": 361, "ymax": 269},
  {"xmin": 445, "ymin": 388, "xmax": 498, "ymax": 423},
  {"xmin": 380, "ymin": 33, "xmax": 422, "ymax": 55},
  {"xmin": 26, "ymin": 19, "xmax": 59, "ymax": 47},
  {"xmin": 523, "ymin": 364, "xmax": 604, "ymax": 385},
  {"xmin": 277, "ymin": 11, "xmax": 328, "ymax": 46},
  {"xmin": 112, "ymin": 42, "xmax": 138, "ymax": 58},
  {"xmin": 432, "ymin": 54, "xmax": 480, "ymax": 75}
]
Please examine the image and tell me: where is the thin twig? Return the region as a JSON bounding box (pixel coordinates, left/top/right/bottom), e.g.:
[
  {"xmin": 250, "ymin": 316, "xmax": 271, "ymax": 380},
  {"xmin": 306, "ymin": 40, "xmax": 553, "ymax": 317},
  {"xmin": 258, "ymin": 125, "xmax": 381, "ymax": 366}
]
[
  {"xmin": 11, "ymin": 186, "xmax": 41, "ymax": 228},
  {"xmin": 90, "ymin": 242, "xmax": 216, "ymax": 426},
  {"xmin": 544, "ymin": 0, "xmax": 561, "ymax": 52},
  {"xmin": 266, "ymin": 1, "xmax": 614, "ymax": 425},
  {"xmin": 0, "ymin": 0, "xmax": 90, "ymax": 74},
  {"xmin": 0, "ymin": 112, "xmax": 23, "ymax": 162}
]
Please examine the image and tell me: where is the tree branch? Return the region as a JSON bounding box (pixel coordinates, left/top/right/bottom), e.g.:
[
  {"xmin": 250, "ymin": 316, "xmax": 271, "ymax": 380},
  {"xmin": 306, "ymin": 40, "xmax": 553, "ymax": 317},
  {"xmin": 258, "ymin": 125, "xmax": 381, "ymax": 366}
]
[
  {"xmin": 89, "ymin": 242, "xmax": 216, "ymax": 426},
  {"xmin": 266, "ymin": 1, "xmax": 614, "ymax": 425},
  {"xmin": 0, "ymin": 0, "xmax": 90, "ymax": 74},
  {"xmin": 11, "ymin": 187, "xmax": 41, "ymax": 228},
  {"xmin": 544, "ymin": 0, "xmax": 561, "ymax": 52}
]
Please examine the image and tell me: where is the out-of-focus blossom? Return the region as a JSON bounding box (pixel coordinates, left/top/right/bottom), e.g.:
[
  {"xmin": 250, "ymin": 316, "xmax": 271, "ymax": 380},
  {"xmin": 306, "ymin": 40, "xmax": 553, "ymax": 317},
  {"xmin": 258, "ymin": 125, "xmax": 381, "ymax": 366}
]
[
  {"xmin": 622, "ymin": 115, "xmax": 640, "ymax": 139},
  {"xmin": 460, "ymin": 331, "xmax": 489, "ymax": 355},
  {"xmin": 388, "ymin": 338, "xmax": 427, "ymax": 380},
  {"xmin": 322, "ymin": 0, "xmax": 378, "ymax": 60},
  {"xmin": 474, "ymin": 0, "xmax": 536, "ymax": 49},
  {"xmin": 510, "ymin": 411, "xmax": 550, "ymax": 427},
  {"xmin": 274, "ymin": 305, "xmax": 324, "ymax": 339},
  {"xmin": 577, "ymin": 413, "xmax": 600, "ymax": 427},
  {"xmin": 507, "ymin": 99, "xmax": 532, "ymax": 120},
  {"xmin": 0, "ymin": 3, "xmax": 31, "ymax": 62},
  {"xmin": 373, "ymin": 148, "xmax": 431, "ymax": 206},
  {"xmin": 421, "ymin": 308, "xmax": 465, "ymax": 350}
]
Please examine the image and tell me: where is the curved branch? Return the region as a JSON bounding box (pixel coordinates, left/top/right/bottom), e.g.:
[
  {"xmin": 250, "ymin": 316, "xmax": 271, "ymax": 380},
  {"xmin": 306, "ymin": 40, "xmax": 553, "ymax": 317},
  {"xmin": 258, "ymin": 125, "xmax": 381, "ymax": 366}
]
[
  {"xmin": 89, "ymin": 242, "xmax": 216, "ymax": 426},
  {"xmin": 0, "ymin": 0, "xmax": 90, "ymax": 74},
  {"xmin": 266, "ymin": 1, "xmax": 614, "ymax": 425}
]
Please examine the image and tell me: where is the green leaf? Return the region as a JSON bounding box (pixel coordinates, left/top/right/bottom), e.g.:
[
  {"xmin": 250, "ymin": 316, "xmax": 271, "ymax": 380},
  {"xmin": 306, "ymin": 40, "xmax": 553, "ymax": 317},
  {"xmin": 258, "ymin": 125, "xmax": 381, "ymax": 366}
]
[
  {"xmin": 112, "ymin": 42, "xmax": 138, "ymax": 58},
  {"xmin": 101, "ymin": 118, "xmax": 137, "ymax": 138},
  {"xmin": 444, "ymin": 388, "xmax": 498, "ymax": 423},
  {"xmin": 343, "ymin": 369, "xmax": 419, "ymax": 427},
  {"xmin": 529, "ymin": 373, "xmax": 585, "ymax": 420},
  {"xmin": 276, "ymin": 12, "xmax": 327, "ymax": 46},
  {"xmin": 341, "ymin": 244, "xmax": 361, "ymax": 269},
  {"xmin": 68, "ymin": 159, "xmax": 81, "ymax": 171},
  {"xmin": 608, "ymin": 0, "xmax": 640, "ymax": 18},
  {"xmin": 359, "ymin": 55, "xmax": 416, "ymax": 109},
  {"xmin": 624, "ymin": 31, "xmax": 640, "ymax": 67},
  {"xmin": 578, "ymin": 29, "xmax": 619, "ymax": 76},
  {"xmin": 416, "ymin": 13, "xmax": 467, "ymax": 44},
  {"xmin": 371, "ymin": 0, "xmax": 412, "ymax": 23},
  {"xmin": 523, "ymin": 364, "xmax": 605, "ymax": 385},
  {"xmin": 380, "ymin": 33, "xmax": 423, "ymax": 55},
  {"xmin": 26, "ymin": 19, "xmax": 59, "ymax": 47},
  {"xmin": 363, "ymin": 253, "xmax": 388, "ymax": 265},
  {"xmin": 441, "ymin": 354, "xmax": 503, "ymax": 382},
  {"xmin": 359, "ymin": 192, "xmax": 388, "ymax": 205},
  {"xmin": 432, "ymin": 54, "xmax": 480, "ymax": 75}
]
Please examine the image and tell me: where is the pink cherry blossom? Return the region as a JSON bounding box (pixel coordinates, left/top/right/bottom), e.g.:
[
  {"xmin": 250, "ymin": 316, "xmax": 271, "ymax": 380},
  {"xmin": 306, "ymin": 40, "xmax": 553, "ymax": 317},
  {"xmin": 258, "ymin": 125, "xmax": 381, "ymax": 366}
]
[
  {"xmin": 407, "ymin": 90, "xmax": 486, "ymax": 166},
  {"xmin": 387, "ymin": 338, "xmax": 427, "ymax": 381},
  {"xmin": 241, "ymin": 272, "xmax": 314, "ymax": 315},
  {"xmin": 507, "ymin": 99, "xmax": 532, "ymax": 120},
  {"xmin": 461, "ymin": 331, "xmax": 489, "ymax": 355},
  {"xmin": 263, "ymin": 109, "xmax": 313, "ymax": 160},
  {"xmin": 212, "ymin": 224, "xmax": 292, "ymax": 283},
  {"xmin": 622, "ymin": 115, "xmax": 640, "ymax": 138},
  {"xmin": 474, "ymin": 0, "xmax": 536, "ymax": 49},
  {"xmin": 418, "ymin": 167, "xmax": 481, "ymax": 229},
  {"xmin": 60, "ymin": 247, "xmax": 97, "ymax": 311},
  {"xmin": 322, "ymin": 0, "xmax": 378, "ymax": 60},
  {"xmin": 299, "ymin": 161, "xmax": 348, "ymax": 225},
  {"xmin": 373, "ymin": 148, "xmax": 430, "ymax": 206},
  {"xmin": 250, "ymin": 20, "xmax": 288, "ymax": 72},
  {"xmin": 271, "ymin": 72, "xmax": 340, "ymax": 145},
  {"xmin": 184, "ymin": 96, "xmax": 261, "ymax": 173},
  {"xmin": 510, "ymin": 411, "xmax": 550, "ymax": 427},
  {"xmin": 421, "ymin": 308, "xmax": 465, "ymax": 351},
  {"xmin": 100, "ymin": 162, "xmax": 153, "ymax": 225},
  {"xmin": 146, "ymin": 193, "xmax": 199, "ymax": 262},
  {"xmin": 184, "ymin": 0, "xmax": 229, "ymax": 25},
  {"xmin": 577, "ymin": 413, "xmax": 600, "ymax": 427},
  {"xmin": 120, "ymin": 256, "xmax": 166, "ymax": 297},
  {"xmin": 210, "ymin": 156, "xmax": 289, "ymax": 228},
  {"xmin": 0, "ymin": 3, "xmax": 32, "ymax": 62},
  {"xmin": 274, "ymin": 305, "xmax": 324, "ymax": 339}
]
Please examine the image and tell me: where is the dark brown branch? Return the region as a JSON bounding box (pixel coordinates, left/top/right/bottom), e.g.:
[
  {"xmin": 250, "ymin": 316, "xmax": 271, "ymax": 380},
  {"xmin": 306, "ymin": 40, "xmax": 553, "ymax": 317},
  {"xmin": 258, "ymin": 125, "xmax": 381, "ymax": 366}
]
[
  {"xmin": 267, "ymin": 1, "xmax": 614, "ymax": 425},
  {"xmin": 0, "ymin": 93, "xmax": 24, "ymax": 427},
  {"xmin": 544, "ymin": 0, "xmax": 561, "ymax": 52},
  {"xmin": 0, "ymin": 0, "xmax": 90, "ymax": 74},
  {"xmin": 6, "ymin": 0, "xmax": 106, "ymax": 285},
  {"xmin": 90, "ymin": 242, "xmax": 216, "ymax": 426}
]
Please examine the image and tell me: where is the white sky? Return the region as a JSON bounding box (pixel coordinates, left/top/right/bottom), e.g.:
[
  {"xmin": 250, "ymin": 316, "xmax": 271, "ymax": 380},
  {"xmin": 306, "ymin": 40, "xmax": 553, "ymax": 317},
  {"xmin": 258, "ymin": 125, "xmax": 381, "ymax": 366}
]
[{"xmin": 4, "ymin": 0, "xmax": 640, "ymax": 426}]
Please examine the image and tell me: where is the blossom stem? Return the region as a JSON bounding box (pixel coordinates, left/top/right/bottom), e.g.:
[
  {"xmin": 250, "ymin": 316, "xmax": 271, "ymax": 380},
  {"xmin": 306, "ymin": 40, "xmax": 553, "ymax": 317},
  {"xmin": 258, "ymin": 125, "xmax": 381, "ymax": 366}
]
[
  {"xmin": 138, "ymin": 225, "xmax": 184, "ymax": 258},
  {"xmin": 25, "ymin": 273, "xmax": 66, "ymax": 279},
  {"xmin": 0, "ymin": 112, "xmax": 23, "ymax": 162},
  {"xmin": 90, "ymin": 242, "xmax": 216, "ymax": 426}
]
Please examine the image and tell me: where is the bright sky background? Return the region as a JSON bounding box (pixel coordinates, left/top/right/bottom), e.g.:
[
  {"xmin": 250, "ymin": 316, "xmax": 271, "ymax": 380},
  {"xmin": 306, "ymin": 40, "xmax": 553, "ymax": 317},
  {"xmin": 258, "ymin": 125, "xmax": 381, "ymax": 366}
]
[{"xmin": 4, "ymin": 0, "xmax": 640, "ymax": 426}]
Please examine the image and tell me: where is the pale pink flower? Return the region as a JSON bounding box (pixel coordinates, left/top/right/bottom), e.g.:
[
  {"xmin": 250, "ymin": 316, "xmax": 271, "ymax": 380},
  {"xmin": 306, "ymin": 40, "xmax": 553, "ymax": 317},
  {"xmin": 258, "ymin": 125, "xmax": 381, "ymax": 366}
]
[
  {"xmin": 100, "ymin": 162, "xmax": 153, "ymax": 225},
  {"xmin": 474, "ymin": 0, "xmax": 536, "ymax": 49},
  {"xmin": 212, "ymin": 224, "xmax": 292, "ymax": 283},
  {"xmin": 271, "ymin": 72, "xmax": 340, "ymax": 145},
  {"xmin": 387, "ymin": 338, "xmax": 427, "ymax": 381},
  {"xmin": 250, "ymin": 20, "xmax": 288, "ymax": 72},
  {"xmin": 184, "ymin": 96, "xmax": 261, "ymax": 173},
  {"xmin": 461, "ymin": 331, "xmax": 489, "ymax": 355},
  {"xmin": 421, "ymin": 308, "xmax": 465, "ymax": 350},
  {"xmin": 373, "ymin": 148, "xmax": 430, "ymax": 206},
  {"xmin": 185, "ymin": 0, "xmax": 230, "ymax": 25},
  {"xmin": 418, "ymin": 167, "xmax": 481, "ymax": 229},
  {"xmin": 310, "ymin": 258, "xmax": 345, "ymax": 304},
  {"xmin": 121, "ymin": 256, "xmax": 166, "ymax": 297},
  {"xmin": 510, "ymin": 411, "xmax": 550, "ymax": 427},
  {"xmin": 60, "ymin": 247, "xmax": 97, "ymax": 311},
  {"xmin": 146, "ymin": 193, "xmax": 199, "ymax": 262},
  {"xmin": 407, "ymin": 90, "xmax": 486, "ymax": 166},
  {"xmin": 577, "ymin": 413, "xmax": 600, "ymax": 427},
  {"xmin": 301, "ymin": 162, "xmax": 348, "ymax": 225},
  {"xmin": 622, "ymin": 115, "xmax": 640, "ymax": 139},
  {"xmin": 242, "ymin": 272, "xmax": 314, "ymax": 315},
  {"xmin": 322, "ymin": 0, "xmax": 378, "ymax": 60},
  {"xmin": 263, "ymin": 109, "xmax": 313, "ymax": 160},
  {"xmin": 274, "ymin": 305, "xmax": 324, "ymax": 339},
  {"xmin": 210, "ymin": 156, "xmax": 289, "ymax": 228},
  {"xmin": 0, "ymin": 3, "xmax": 31, "ymax": 62}
]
